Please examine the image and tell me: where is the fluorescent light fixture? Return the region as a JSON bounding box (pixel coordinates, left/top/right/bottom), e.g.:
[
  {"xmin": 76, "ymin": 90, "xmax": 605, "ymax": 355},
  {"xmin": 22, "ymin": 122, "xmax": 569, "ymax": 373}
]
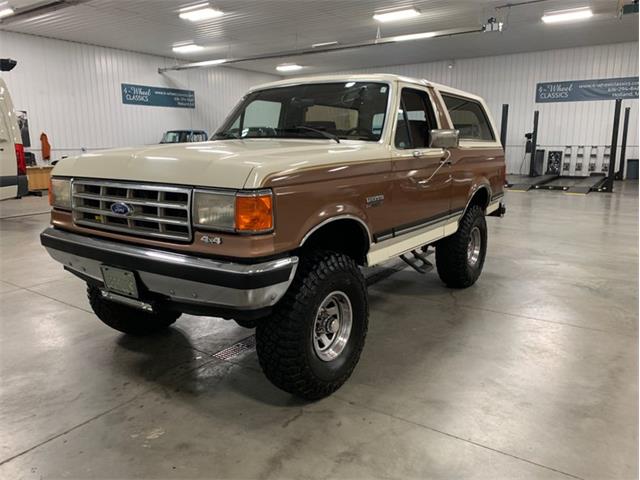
[
  {"xmin": 179, "ymin": 3, "xmax": 224, "ymax": 21},
  {"xmin": 190, "ymin": 59, "xmax": 226, "ymax": 67},
  {"xmin": 391, "ymin": 31, "xmax": 437, "ymax": 42},
  {"xmin": 541, "ymin": 7, "xmax": 593, "ymax": 24},
  {"xmin": 0, "ymin": 7, "xmax": 14, "ymax": 18},
  {"xmin": 373, "ymin": 8, "xmax": 420, "ymax": 23},
  {"xmin": 312, "ymin": 41, "xmax": 339, "ymax": 48},
  {"xmin": 276, "ymin": 64, "xmax": 303, "ymax": 72},
  {"xmin": 172, "ymin": 43, "xmax": 204, "ymax": 53}
]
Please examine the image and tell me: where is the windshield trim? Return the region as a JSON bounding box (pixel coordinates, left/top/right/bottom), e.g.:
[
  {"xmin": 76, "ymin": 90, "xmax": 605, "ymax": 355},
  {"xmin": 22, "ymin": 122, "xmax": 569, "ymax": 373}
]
[{"xmin": 213, "ymin": 80, "xmax": 394, "ymax": 145}]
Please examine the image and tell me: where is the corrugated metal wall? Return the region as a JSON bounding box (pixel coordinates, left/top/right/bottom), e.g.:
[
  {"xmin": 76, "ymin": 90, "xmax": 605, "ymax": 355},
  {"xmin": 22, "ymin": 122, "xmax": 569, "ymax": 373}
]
[
  {"xmin": 338, "ymin": 42, "xmax": 639, "ymax": 174},
  {"xmin": 0, "ymin": 31, "xmax": 278, "ymax": 162},
  {"xmin": 2, "ymin": 30, "xmax": 637, "ymax": 175}
]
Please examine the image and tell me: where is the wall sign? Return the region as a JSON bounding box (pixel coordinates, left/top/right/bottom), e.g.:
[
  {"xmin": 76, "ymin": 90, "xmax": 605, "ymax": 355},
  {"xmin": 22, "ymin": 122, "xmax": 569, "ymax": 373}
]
[
  {"xmin": 535, "ymin": 76, "xmax": 639, "ymax": 103},
  {"xmin": 121, "ymin": 83, "xmax": 195, "ymax": 108}
]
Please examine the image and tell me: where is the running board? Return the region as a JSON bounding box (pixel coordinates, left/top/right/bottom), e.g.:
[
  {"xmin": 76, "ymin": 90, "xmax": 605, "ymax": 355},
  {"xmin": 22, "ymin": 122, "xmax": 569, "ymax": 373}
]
[{"xmin": 400, "ymin": 250, "xmax": 433, "ymax": 274}]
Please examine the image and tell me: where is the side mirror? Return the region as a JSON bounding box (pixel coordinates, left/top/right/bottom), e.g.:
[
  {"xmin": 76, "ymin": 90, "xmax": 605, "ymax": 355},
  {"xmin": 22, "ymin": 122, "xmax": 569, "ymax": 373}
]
[{"xmin": 429, "ymin": 129, "xmax": 459, "ymax": 149}]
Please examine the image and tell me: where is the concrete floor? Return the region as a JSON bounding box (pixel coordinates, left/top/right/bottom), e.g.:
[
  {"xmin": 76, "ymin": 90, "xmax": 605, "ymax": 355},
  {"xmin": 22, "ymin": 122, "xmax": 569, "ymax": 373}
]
[{"xmin": 0, "ymin": 184, "xmax": 637, "ymax": 479}]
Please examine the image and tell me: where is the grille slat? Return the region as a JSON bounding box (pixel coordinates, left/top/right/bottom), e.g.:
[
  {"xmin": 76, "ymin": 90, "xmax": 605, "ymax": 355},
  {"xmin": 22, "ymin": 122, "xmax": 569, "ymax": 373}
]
[
  {"xmin": 72, "ymin": 180, "xmax": 192, "ymax": 242},
  {"xmin": 73, "ymin": 192, "xmax": 189, "ymax": 210}
]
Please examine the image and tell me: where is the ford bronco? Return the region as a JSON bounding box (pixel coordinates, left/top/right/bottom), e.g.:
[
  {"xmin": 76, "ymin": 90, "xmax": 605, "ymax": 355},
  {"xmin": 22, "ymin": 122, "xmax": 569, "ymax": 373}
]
[{"xmin": 41, "ymin": 74, "xmax": 505, "ymax": 399}]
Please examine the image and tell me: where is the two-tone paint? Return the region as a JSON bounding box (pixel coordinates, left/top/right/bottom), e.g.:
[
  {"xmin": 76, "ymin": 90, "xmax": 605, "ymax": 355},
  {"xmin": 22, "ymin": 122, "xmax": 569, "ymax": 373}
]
[{"xmin": 49, "ymin": 74, "xmax": 505, "ymax": 267}]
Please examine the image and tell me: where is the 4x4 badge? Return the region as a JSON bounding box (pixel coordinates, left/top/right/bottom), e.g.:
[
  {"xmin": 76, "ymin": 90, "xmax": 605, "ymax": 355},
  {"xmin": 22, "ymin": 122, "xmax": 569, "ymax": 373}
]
[{"xmin": 201, "ymin": 235, "xmax": 223, "ymax": 245}]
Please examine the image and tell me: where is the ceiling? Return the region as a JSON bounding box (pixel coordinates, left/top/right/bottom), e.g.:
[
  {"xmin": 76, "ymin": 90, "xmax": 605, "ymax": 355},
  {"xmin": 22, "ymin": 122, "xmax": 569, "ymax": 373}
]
[{"xmin": 1, "ymin": 0, "xmax": 637, "ymax": 75}]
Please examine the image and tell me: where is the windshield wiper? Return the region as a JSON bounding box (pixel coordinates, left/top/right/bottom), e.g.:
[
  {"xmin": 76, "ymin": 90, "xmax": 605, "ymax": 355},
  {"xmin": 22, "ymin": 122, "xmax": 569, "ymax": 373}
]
[
  {"xmin": 289, "ymin": 126, "xmax": 340, "ymax": 144},
  {"xmin": 212, "ymin": 131, "xmax": 239, "ymax": 140}
]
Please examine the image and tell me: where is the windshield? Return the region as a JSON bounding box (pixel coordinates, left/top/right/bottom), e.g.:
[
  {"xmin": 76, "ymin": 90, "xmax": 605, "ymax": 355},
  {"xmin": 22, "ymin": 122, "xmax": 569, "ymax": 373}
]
[
  {"xmin": 160, "ymin": 131, "xmax": 207, "ymax": 143},
  {"xmin": 161, "ymin": 131, "xmax": 190, "ymax": 143},
  {"xmin": 213, "ymin": 82, "xmax": 389, "ymax": 142}
]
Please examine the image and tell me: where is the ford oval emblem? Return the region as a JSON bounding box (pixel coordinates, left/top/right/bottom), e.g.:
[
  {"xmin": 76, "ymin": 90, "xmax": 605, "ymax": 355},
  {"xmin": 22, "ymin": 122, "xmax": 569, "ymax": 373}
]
[{"xmin": 110, "ymin": 202, "xmax": 132, "ymax": 216}]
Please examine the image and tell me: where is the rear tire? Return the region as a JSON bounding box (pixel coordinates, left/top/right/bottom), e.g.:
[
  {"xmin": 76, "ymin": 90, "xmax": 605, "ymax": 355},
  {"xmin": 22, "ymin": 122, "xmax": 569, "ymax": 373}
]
[
  {"xmin": 87, "ymin": 286, "xmax": 180, "ymax": 335},
  {"xmin": 255, "ymin": 251, "xmax": 368, "ymax": 400},
  {"xmin": 436, "ymin": 205, "xmax": 487, "ymax": 288}
]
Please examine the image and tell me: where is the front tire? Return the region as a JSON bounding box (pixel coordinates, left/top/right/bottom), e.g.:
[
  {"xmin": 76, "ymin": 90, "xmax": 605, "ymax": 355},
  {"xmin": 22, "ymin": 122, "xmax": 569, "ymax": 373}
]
[
  {"xmin": 436, "ymin": 205, "xmax": 487, "ymax": 288},
  {"xmin": 87, "ymin": 286, "xmax": 180, "ymax": 335},
  {"xmin": 256, "ymin": 251, "xmax": 368, "ymax": 400}
]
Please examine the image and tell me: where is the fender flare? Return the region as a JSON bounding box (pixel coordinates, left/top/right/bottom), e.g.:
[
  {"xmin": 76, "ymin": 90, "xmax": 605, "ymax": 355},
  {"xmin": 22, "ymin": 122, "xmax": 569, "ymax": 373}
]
[
  {"xmin": 299, "ymin": 213, "xmax": 372, "ymax": 248},
  {"xmin": 462, "ymin": 182, "xmax": 492, "ymax": 217}
]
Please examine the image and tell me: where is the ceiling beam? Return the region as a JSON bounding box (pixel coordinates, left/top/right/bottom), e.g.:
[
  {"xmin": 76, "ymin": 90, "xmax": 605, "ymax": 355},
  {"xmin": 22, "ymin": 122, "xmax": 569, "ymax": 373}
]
[{"xmin": 158, "ymin": 26, "xmax": 484, "ymax": 73}]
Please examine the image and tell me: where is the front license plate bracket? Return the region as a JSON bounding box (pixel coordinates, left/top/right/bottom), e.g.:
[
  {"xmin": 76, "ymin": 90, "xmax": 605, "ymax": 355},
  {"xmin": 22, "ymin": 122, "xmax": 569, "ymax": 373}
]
[{"xmin": 100, "ymin": 266, "xmax": 139, "ymax": 298}]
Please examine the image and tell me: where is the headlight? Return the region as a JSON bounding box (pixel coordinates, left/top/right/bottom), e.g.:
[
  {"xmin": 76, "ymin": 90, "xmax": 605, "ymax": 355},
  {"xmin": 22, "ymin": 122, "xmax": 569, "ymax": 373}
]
[
  {"xmin": 49, "ymin": 177, "xmax": 71, "ymax": 209},
  {"xmin": 193, "ymin": 189, "xmax": 273, "ymax": 233},
  {"xmin": 193, "ymin": 191, "xmax": 236, "ymax": 231}
]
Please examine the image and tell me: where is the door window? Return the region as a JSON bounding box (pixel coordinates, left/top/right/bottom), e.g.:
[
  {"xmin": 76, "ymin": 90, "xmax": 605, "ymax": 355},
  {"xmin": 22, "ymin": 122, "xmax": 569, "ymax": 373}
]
[{"xmin": 395, "ymin": 89, "xmax": 437, "ymax": 149}]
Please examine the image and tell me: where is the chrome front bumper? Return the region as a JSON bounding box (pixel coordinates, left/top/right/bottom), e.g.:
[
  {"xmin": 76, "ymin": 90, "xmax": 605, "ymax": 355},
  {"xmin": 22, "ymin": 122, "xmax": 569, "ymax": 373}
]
[{"xmin": 40, "ymin": 227, "xmax": 298, "ymax": 311}]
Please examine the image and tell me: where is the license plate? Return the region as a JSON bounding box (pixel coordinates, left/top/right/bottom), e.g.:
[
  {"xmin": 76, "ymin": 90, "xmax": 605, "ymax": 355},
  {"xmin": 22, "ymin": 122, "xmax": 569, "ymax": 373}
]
[{"xmin": 100, "ymin": 266, "xmax": 139, "ymax": 298}]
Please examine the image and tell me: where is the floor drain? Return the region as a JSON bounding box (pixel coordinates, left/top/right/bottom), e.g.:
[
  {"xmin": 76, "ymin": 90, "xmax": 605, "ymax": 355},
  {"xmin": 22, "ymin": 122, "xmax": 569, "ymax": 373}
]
[{"xmin": 212, "ymin": 335, "xmax": 256, "ymax": 361}]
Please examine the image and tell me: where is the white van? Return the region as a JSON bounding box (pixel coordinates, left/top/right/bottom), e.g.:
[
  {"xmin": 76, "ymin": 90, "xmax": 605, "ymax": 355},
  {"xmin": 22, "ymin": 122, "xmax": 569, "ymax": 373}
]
[{"xmin": 0, "ymin": 59, "xmax": 27, "ymax": 200}]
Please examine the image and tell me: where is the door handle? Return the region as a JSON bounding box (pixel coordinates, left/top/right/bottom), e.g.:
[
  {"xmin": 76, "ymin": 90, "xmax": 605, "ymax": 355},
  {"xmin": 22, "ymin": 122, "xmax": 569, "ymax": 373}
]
[
  {"xmin": 412, "ymin": 150, "xmax": 422, "ymax": 158},
  {"xmin": 440, "ymin": 151, "xmax": 453, "ymax": 165}
]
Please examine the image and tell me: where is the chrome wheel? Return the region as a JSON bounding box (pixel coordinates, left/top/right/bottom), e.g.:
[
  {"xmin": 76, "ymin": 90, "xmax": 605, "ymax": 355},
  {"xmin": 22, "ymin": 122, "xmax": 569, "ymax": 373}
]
[
  {"xmin": 312, "ymin": 291, "xmax": 353, "ymax": 362},
  {"xmin": 467, "ymin": 226, "xmax": 481, "ymax": 267}
]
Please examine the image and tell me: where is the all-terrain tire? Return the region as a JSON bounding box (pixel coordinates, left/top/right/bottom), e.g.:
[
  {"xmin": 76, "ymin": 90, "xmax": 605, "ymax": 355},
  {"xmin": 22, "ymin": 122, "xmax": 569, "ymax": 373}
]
[
  {"xmin": 87, "ymin": 286, "xmax": 180, "ymax": 335},
  {"xmin": 255, "ymin": 250, "xmax": 368, "ymax": 400},
  {"xmin": 436, "ymin": 205, "xmax": 487, "ymax": 288}
]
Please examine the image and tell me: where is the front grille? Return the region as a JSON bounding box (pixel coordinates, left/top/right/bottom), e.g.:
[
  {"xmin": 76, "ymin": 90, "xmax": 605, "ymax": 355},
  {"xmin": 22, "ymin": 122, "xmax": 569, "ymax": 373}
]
[{"xmin": 71, "ymin": 179, "xmax": 192, "ymax": 242}]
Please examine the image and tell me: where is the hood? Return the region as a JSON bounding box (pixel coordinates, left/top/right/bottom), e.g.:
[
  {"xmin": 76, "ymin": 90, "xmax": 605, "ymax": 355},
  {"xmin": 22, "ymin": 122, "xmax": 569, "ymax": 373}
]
[{"xmin": 52, "ymin": 139, "xmax": 389, "ymax": 189}]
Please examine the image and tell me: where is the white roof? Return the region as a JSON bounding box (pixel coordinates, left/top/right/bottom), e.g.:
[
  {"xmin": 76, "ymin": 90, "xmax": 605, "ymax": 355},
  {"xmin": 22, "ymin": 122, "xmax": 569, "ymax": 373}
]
[
  {"xmin": 250, "ymin": 73, "xmax": 423, "ymax": 91},
  {"xmin": 249, "ymin": 73, "xmax": 483, "ymax": 102}
]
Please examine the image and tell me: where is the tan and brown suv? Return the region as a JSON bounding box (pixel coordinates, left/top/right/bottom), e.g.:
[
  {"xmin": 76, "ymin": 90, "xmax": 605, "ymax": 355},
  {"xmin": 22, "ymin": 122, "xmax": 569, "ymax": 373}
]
[{"xmin": 41, "ymin": 74, "xmax": 505, "ymax": 399}]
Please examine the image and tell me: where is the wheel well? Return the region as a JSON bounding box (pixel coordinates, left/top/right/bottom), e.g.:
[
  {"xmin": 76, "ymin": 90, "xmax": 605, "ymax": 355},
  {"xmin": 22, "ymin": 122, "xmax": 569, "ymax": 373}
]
[
  {"xmin": 301, "ymin": 219, "xmax": 369, "ymax": 265},
  {"xmin": 467, "ymin": 187, "xmax": 490, "ymax": 212}
]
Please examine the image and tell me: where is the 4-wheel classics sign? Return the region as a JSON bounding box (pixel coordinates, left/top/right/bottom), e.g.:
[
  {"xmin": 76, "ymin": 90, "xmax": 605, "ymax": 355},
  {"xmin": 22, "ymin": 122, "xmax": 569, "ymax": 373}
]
[
  {"xmin": 535, "ymin": 76, "xmax": 638, "ymax": 103},
  {"xmin": 121, "ymin": 83, "xmax": 195, "ymax": 108}
]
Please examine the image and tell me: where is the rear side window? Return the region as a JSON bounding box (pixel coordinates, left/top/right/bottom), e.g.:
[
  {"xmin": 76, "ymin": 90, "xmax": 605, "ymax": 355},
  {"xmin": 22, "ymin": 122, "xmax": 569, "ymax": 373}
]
[{"xmin": 442, "ymin": 95, "xmax": 494, "ymax": 141}]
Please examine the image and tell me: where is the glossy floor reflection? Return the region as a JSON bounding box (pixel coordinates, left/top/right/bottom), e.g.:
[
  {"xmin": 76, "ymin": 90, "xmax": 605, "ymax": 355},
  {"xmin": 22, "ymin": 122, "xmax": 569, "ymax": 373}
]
[{"xmin": 0, "ymin": 183, "xmax": 637, "ymax": 479}]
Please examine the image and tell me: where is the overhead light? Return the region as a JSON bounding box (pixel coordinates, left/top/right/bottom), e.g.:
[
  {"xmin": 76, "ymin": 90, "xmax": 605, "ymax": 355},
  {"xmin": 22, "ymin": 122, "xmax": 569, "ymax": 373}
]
[
  {"xmin": 373, "ymin": 8, "xmax": 420, "ymax": 23},
  {"xmin": 276, "ymin": 64, "xmax": 303, "ymax": 72},
  {"xmin": 190, "ymin": 59, "xmax": 226, "ymax": 67},
  {"xmin": 391, "ymin": 31, "xmax": 437, "ymax": 42},
  {"xmin": 312, "ymin": 41, "xmax": 339, "ymax": 48},
  {"xmin": 172, "ymin": 43, "xmax": 204, "ymax": 53},
  {"xmin": 0, "ymin": 6, "xmax": 14, "ymax": 19},
  {"xmin": 541, "ymin": 7, "xmax": 593, "ymax": 24},
  {"xmin": 179, "ymin": 3, "xmax": 224, "ymax": 21}
]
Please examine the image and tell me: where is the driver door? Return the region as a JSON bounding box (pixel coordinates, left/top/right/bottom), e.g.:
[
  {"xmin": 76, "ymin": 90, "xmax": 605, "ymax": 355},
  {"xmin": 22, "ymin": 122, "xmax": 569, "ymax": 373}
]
[{"xmin": 390, "ymin": 86, "xmax": 451, "ymax": 232}]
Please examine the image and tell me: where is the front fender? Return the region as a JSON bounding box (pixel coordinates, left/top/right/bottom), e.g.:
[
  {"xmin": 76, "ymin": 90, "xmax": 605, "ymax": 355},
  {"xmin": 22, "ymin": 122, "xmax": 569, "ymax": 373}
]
[{"xmin": 297, "ymin": 203, "xmax": 371, "ymax": 247}]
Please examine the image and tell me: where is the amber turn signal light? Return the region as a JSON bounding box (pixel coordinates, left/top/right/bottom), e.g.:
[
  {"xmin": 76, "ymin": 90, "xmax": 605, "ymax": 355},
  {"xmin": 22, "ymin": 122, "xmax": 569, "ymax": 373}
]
[{"xmin": 235, "ymin": 193, "xmax": 273, "ymax": 232}]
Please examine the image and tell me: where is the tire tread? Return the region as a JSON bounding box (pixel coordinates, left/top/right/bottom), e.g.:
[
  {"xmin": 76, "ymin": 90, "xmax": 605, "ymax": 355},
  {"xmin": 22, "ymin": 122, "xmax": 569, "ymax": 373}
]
[
  {"xmin": 256, "ymin": 250, "xmax": 368, "ymax": 400},
  {"xmin": 436, "ymin": 205, "xmax": 487, "ymax": 288}
]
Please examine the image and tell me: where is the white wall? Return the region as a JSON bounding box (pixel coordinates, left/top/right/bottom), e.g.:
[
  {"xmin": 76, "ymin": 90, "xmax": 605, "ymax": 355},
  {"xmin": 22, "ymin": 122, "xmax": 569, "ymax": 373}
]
[
  {"xmin": 2, "ymin": 31, "xmax": 637, "ymax": 175},
  {"xmin": 336, "ymin": 42, "xmax": 639, "ymax": 175},
  {"xmin": 0, "ymin": 31, "xmax": 278, "ymax": 162}
]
